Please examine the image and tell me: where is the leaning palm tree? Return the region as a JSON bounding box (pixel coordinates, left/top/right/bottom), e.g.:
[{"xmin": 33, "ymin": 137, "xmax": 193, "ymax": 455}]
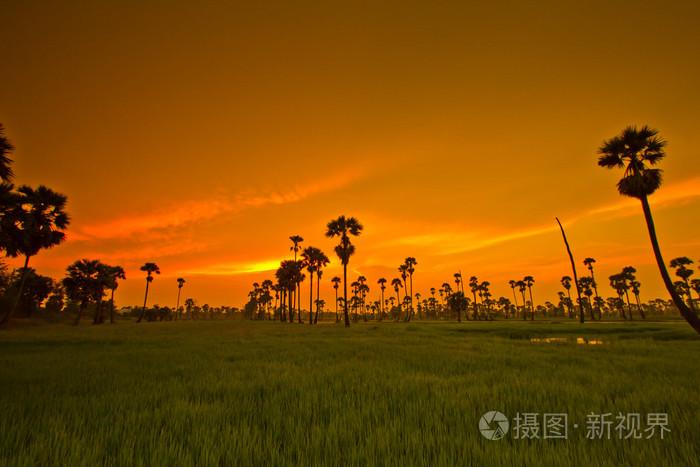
[
  {"xmin": 0, "ymin": 185, "xmax": 70, "ymax": 325},
  {"xmin": 0, "ymin": 124, "xmax": 14, "ymax": 183},
  {"xmin": 325, "ymin": 216, "xmax": 363, "ymax": 327},
  {"xmin": 176, "ymin": 277, "xmax": 186, "ymax": 319},
  {"xmin": 598, "ymin": 126, "xmax": 700, "ymax": 333},
  {"xmin": 331, "ymin": 276, "xmax": 341, "ymax": 322},
  {"xmin": 137, "ymin": 263, "xmax": 160, "ymax": 323}
]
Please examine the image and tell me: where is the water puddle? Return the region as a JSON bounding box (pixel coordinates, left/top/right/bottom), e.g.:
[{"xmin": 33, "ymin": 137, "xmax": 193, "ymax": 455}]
[{"xmin": 529, "ymin": 337, "xmax": 604, "ymax": 345}]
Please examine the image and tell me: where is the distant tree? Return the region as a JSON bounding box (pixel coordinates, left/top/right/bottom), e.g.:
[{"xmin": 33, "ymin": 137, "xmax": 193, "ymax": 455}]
[
  {"xmin": 325, "ymin": 216, "xmax": 363, "ymax": 327},
  {"xmin": 583, "ymin": 258, "xmax": 601, "ymax": 316},
  {"xmin": 523, "ymin": 276, "xmax": 535, "ymax": 321},
  {"xmin": 516, "ymin": 280, "xmax": 527, "ymax": 320},
  {"xmin": 377, "ymin": 278, "xmax": 387, "ymax": 320},
  {"xmin": 508, "ymin": 279, "xmax": 519, "ymax": 310},
  {"xmin": 598, "ymin": 126, "xmax": 700, "ymax": 334},
  {"xmin": 9, "ymin": 267, "xmax": 52, "ymax": 317},
  {"xmin": 447, "ymin": 291, "xmax": 468, "ymax": 322},
  {"xmin": 560, "ymin": 276, "xmax": 573, "ymax": 318},
  {"xmin": 404, "ymin": 257, "xmax": 417, "ymax": 320},
  {"xmin": 0, "ymin": 185, "xmax": 70, "ymax": 325},
  {"xmin": 103, "ymin": 265, "xmax": 125, "ymax": 324},
  {"xmin": 331, "ymin": 276, "xmax": 341, "ymax": 322},
  {"xmin": 289, "ymin": 235, "xmax": 304, "ymax": 320},
  {"xmin": 176, "ymin": 278, "xmax": 186, "ymax": 319},
  {"xmin": 63, "ymin": 259, "xmax": 101, "ymax": 325},
  {"xmin": 137, "ymin": 263, "xmax": 160, "ymax": 323},
  {"xmin": 669, "ymin": 257, "xmax": 695, "ymax": 310},
  {"xmin": 301, "ymin": 246, "xmax": 329, "ymax": 325}
]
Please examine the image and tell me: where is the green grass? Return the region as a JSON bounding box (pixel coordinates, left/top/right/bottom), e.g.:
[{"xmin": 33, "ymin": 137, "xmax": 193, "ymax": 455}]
[{"xmin": 1, "ymin": 320, "xmax": 699, "ymax": 466}]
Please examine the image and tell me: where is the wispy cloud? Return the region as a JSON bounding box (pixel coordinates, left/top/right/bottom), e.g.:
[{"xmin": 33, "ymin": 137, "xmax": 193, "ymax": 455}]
[
  {"xmin": 74, "ymin": 168, "xmax": 366, "ymax": 240},
  {"xmin": 183, "ymin": 259, "xmax": 282, "ymax": 276}
]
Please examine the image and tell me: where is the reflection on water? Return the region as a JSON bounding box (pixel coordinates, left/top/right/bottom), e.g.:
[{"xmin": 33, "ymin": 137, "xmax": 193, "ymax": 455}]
[
  {"xmin": 530, "ymin": 337, "xmax": 568, "ymax": 344},
  {"xmin": 529, "ymin": 337, "xmax": 604, "ymax": 345}
]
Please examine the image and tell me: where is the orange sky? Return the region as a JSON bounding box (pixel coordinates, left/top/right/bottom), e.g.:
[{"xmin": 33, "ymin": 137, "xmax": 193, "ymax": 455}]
[{"xmin": 1, "ymin": 0, "xmax": 699, "ymax": 309}]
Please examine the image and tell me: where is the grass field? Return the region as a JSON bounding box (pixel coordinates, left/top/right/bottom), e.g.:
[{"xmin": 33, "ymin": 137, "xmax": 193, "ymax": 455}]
[{"xmin": 1, "ymin": 320, "xmax": 699, "ymax": 466}]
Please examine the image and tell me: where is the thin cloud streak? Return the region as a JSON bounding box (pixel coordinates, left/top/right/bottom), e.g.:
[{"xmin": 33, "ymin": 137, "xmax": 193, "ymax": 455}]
[{"xmin": 74, "ymin": 168, "xmax": 366, "ymax": 240}]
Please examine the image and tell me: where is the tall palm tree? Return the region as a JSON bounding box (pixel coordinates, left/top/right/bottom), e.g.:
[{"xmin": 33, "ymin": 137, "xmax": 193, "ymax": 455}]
[
  {"xmin": 508, "ymin": 279, "xmax": 519, "ymax": 310},
  {"xmin": 289, "ymin": 235, "xmax": 304, "ymax": 320},
  {"xmin": 176, "ymin": 277, "xmax": 186, "ymax": 319},
  {"xmin": 0, "ymin": 185, "xmax": 70, "ymax": 325},
  {"xmin": 454, "ymin": 272, "xmax": 463, "ymax": 295},
  {"xmin": 630, "ymin": 279, "xmax": 645, "ymax": 319},
  {"xmin": 598, "ymin": 126, "xmax": 700, "ymax": 334},
  {"xmin": 583, "ymin": 257, "xmax": 601, "ymax": 316},
  {"xmin": 516, "ymin": 280, "xmax": 527, "ymax": 320},
  {"xmin": 325, "ymin": 216, "xmax": 363, "ymax": 327},
  {"xmin": 523, "ymin": 276, "xmax": 535, "ymax": 321},
  {"xmin": 276, "ymin": 260, "xmax": 302, "ymax": 323},
  {"xmin": 0, "ymin": 124, "xmax": 14, "ymax": 183},
  {"xmin": 391, "ymin": 278, "xmax": 403, "ymax": 318},
  {"xmin": 377, "ymin": 278, "xmax": 387, "ymax": 320},
  {"xmin": 331, "ymin": 276, "xmax": 341, "ymax": 322},
  {"xmin": 302, "ymin": 246, "xmax": 329, "ymax": 324},
  {"xmin": 621, "ymin": 266, "xmax": 639, "ymax": 318},
  {"xmin": 137, "ymin": 263, "xmax": 160, "ymax": 323},
  {"xmin": 469, "ymin": 276, "xmax": 479, "ymax": 319},
  {"xmin": 404, "ymin": 257, "xmax": 417, "ymax": 320}
]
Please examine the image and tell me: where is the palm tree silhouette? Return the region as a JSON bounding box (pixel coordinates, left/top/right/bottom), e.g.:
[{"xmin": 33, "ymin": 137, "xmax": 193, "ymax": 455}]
[
  {"xmin": 0, "ymin": 185, "xmax": 70, "ymax": 325},
  {"xmin": 391, "ymin": 277, "xmax": 403, "ymax": 319},
  {"xmin": 560, "ymin": 276, "xmax": 573, "ymax": 318},
  {"xmin": 508, "ymin": 280, "xmax": 519, "ymax": 310},
  {"xmin": 137, "ymin": 263, "xmax": 160, "ymax": 323},
  {"xmin": 331, "ymin": 276, "xmax": 341, "ymax": 322},
  {"xmin": 176, "ymin": 278, "xmax": 186, "ymax": 319},
  {"xmin": 276, "ymin": 260, "xmax": 302, "ymax": 322},
  {"xmin": 377, "ymin": 278, "xmax": 387, "ymax": 320},
  {"xmin": 63, "ymin": 259, "xmax": 101, "ymax": 325},
  {"xmin": 404, "ymin": 257, "xmax": 417, "ymax": 320},
  {"xmin": 325, "ymin": 216, "xmax": 363, "ymax": 327},
  {"xmin": 289, "ymin": 235, "xmax": 304, "ymax": 321},
  {"xmin": 583, "ymin": 258, "xmax": 601, "ymax": 317},
  {"xmin": 523, "ymin": 276, "xmax": 535, "ymax": 320},
  {"xmin": 669, "ymin": 257, "xmax": 696, "ymax": 310},
  {"xmin": 104, "ymin": 265, "xmax": 125, "ymax": 324},
  {"xmin": 301, "ymin": 246, "xmax": 329, "ymax": 324},
  {"xmin": 598, "ymin": 126, "xmax": 700, "ymax": 333},
  {"xmin": 0, "ymin": 124, "xmax": 13, "ymax": 183}
]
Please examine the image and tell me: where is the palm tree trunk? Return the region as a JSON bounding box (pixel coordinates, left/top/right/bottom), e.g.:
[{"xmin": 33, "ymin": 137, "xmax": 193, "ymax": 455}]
[
  {"xmin": 556, "ymin": 218, "xmax": 585, "ymax": 324},
  {"xmin": 138, "ymin": 280, "xmax": 150, "ymax": 323},
  {"xmin": 520, "ymin": 292, "xmax": 527, "ymax": 320},
  {"xmin": 343, "ymin": 264, "xmax": 349, "ymax": 327},
  {"xmin": 639, "ymin": 196, "xmax": 700, "ymax": 333},
  {"xmin": 1, "ymin": 255, "xmax": 31, "ymax": 325},
  {"xmin": 314, "ymin": 274, "xmax": 320, "ymax": 324},
  {"xmin": 75, "ymin": 301, "xmax": 86, "ymax": 325},
  {"xmin": 528, "ymin": 287, "xmax": 535, "ymax": 321},
  {"xmin": 176, "ymin": 288, "xmax": 182, "ymax": 320},
  {"xmin": 93, "ymin": 300, "xmax": 102, "ymax": 324},
  {"xmin": 309, "ymin": 271, "xmax": 314, "ymax": 325},
  {"xmin": 110, "ymin": 289, "xmax": 116, "ymax": 324}
]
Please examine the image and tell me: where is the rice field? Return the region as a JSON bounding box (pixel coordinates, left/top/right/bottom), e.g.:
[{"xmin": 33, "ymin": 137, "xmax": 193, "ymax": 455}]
[{"xmin": 1, "ymin": 320, "xmax": 699, "ymax": 466}]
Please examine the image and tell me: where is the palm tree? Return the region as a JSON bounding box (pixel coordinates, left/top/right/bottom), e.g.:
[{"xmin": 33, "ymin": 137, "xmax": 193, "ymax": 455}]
[
  {"xmin": 175, "ymin": 277, "xmax": 186, "ymax": 319},
  {"xmin": 577, "ymin": 276, "xmax": 595, "ymax": 320},
  {"xmin": 469, "ymin": 276, "xmax": 479, "ymax": 319},
  {"xmin": 523, "ymin": 276, "xmax": 535, "ymax": 320},
  {"xmin": 391, "ymin": 278, "xmax": 403, "ymax": 319},
  {"xmin": 137, "ymin": 263, "xmax": 160, "ymax": 323},
  {"xmin": 0, "ymin": 185, "xmax": 70, "ymax": 325},
  {"xmin": 508, "ymin": 280, "xmax": 519, "ymax": 310},
  {"xmin": 276, "ymin": 260, "xmax": 302, "ymax": 323},
  {"xmin": 404, "ymin": 257, "xmax": 417, "ymax": 319},
  {"xmin": 454, "ymin": 272, "xmax": 463, "ymax": 295},
  {"xmin": 104, "ymin": 265, "xmax": 125, "ymax": 324},
  {"xmin": 289, "ymin": 235, "xmax": 304, "ymax": 320},
  {"xmin": 621, "ymin": 266, "xmax": 639, "ymax": 318},
  {"xmin": 301, "ymin": 246, "xmax": 329, "ymax": 324},
  {"xmin": 560, "ymin": 276, "xmax": 573, "ymax": 318},
  {"xmin": 516, "ymin": 280, "xmax": 527, "ymax": 320},
  {"xmin": 377, "ymin": 278, "xmax": 387, "ymax": 320},
  {"xmin": 63, "ymin": 259, "xmax": 101, "ymax": 325},
  {"xmin": 598, "ymin": 126, "xmax": 700, "ymax": 333},
  {"xmin": 0, "ymin": 124, "xmax": 14, "ymax": 183},
  {"xmin": 609, "ymin": 273, "xmax": 629, "ymax": 320},
  {"xmin": 583, "ymin": 257, "xmax": 601, "ymax": 316},
  {"xmin": 670, "ymin": 257, "xmax": 695, "ymax": 310},
  {"xmin": 630, "ymin": 279, "xmax": 645, "ymax": 319},
  {"xmin": 331, "ymin": 276, "xmax": 341, "ymax": 322},
  {"xmin": 325, "ymin": 216, "xmax": 363, "ymax": 327}
]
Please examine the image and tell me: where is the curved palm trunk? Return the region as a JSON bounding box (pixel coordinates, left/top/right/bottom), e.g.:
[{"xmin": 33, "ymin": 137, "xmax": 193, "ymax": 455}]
[
  {"xmin": 640, "ymin": 196, "xmax": 700, "ymax": 333},
  {"xmin": 556, "ymin": 218, "xmax": 585, "ymax": 324},
  {"xmin": 528, "ymin": 287, "xmax": 535, "ymax": 321},
  {"xmin": 137, "ymin": 280, "xmax": 150, "ymax": 323},
  {"xmin": 1, "ymin": 255, "xmax": 31, "ymax": 325},
  {"xmin": 379, "ymin": 289, "xmax": 384, "ymax": 321},
  {"xmin": 343, "ymin": 264, "xmax": 349, "ymax": 327}
]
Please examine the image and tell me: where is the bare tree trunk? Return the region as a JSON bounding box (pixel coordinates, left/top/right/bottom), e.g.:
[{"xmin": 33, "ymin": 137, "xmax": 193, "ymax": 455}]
[{"xmin": 556, "ymin": 218, "xmax": 585, "ymax": 324}]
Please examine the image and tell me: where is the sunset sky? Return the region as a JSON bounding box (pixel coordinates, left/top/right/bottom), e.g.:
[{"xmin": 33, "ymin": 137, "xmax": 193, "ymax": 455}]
[{"xmin": 1, "ymin": 0, "xmax": 699, "ymax": 309}]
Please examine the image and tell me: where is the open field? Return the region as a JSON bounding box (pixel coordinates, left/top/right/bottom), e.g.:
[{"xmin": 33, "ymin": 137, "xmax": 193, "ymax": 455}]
[{"xmin": 1, "ymin": 320, "xmax": 699, "ymax": 466}]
